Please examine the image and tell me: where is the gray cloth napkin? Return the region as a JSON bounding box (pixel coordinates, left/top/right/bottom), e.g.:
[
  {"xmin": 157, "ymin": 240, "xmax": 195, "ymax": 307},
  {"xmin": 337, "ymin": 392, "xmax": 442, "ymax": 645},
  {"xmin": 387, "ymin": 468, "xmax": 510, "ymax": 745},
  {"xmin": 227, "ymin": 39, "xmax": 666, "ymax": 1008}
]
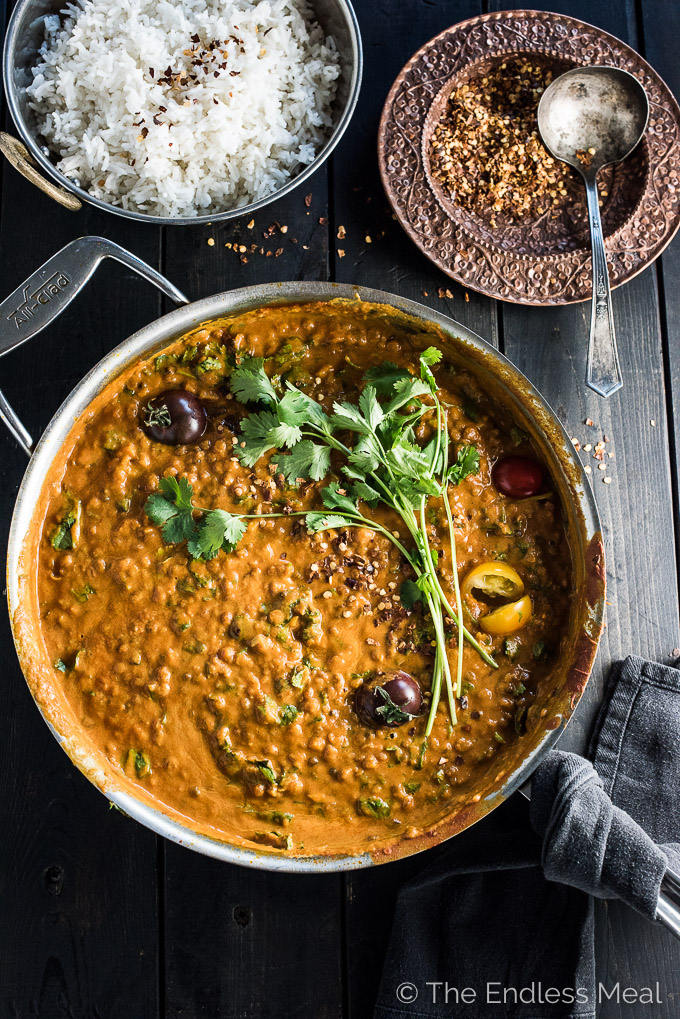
[{"xmin": 373, "ymin": 656, "xmax": 680, "ymax": 1018}]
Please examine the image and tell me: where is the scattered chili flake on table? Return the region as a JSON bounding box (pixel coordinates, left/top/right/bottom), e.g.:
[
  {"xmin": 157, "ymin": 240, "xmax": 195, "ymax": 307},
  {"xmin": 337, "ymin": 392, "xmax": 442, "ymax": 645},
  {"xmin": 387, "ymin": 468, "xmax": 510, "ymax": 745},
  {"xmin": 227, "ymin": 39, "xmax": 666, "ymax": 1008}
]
[
  {"xmin": 572, "ymin": 428, "xmax": 615, "ymax": 484},
  {"xmin": 429, "ymin": 57, "xmax": 575, "ymax": 226}
]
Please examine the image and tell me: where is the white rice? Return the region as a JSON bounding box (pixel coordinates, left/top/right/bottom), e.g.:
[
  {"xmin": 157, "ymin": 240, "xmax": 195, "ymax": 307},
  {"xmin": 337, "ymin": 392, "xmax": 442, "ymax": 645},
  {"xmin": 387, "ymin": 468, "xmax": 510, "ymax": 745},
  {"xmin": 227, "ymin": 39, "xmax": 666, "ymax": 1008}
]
[{"xmin": 26, "ymin": 0, "xmax": 340, "ymax": 217}]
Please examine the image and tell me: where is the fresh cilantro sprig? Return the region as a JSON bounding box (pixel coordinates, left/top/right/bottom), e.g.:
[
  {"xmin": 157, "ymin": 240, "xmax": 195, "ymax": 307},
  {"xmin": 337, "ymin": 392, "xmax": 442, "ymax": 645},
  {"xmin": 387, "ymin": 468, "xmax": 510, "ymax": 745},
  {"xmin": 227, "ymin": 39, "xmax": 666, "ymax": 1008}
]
[
  {"xmin": 144, "ymin": 346, "xmax": 495, "ymax": 736},
  {"xmin": 228, "ymin": 344, "xmax": 495, "ymax": 732}
]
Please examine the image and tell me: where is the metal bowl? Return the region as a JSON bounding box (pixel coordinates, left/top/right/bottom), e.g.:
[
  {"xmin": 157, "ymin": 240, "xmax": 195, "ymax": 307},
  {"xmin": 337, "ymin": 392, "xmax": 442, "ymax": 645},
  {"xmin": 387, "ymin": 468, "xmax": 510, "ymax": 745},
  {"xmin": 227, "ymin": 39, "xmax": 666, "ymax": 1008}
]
[
  {"xmin": 2, "ymin": 0, "xmax": 362, "ymax": 224},
  {"xmin": 6, "ymin": 277, "xmax": 605, "ymax": 872}
]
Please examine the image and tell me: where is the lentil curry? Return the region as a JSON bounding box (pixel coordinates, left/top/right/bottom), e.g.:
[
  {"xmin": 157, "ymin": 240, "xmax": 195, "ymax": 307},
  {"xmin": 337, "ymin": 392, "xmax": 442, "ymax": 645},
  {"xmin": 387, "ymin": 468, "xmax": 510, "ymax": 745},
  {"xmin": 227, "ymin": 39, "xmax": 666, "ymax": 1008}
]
[{"xmin": 22, "ymin": 302, "xmax": 573, "ymax": 857}]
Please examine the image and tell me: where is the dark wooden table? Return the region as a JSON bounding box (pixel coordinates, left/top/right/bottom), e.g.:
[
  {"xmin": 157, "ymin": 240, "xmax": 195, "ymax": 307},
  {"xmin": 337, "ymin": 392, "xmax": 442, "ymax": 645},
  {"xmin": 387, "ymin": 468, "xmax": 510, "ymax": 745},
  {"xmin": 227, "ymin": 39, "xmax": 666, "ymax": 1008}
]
[{"xmin": 2, "ymin": 0, "xmax": 680, "ymax": 1015}]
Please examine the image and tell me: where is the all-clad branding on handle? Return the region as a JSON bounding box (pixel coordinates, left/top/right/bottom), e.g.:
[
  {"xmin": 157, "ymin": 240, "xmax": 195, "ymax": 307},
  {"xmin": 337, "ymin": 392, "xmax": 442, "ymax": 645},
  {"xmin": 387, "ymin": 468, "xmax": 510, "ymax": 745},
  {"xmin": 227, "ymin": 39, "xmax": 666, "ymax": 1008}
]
[{"xmin": 0, "ymin": 237, "xmax": 188, "ymax": 453}]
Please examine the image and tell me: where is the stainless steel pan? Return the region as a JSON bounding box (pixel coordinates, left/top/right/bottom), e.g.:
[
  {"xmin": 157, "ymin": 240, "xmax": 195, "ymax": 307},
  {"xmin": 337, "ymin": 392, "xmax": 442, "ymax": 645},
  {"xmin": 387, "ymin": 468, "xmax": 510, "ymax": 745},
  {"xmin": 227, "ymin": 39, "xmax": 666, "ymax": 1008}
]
[{"xmin": 2, "ymin": 237, "xmax": 677, "ymax": 934}]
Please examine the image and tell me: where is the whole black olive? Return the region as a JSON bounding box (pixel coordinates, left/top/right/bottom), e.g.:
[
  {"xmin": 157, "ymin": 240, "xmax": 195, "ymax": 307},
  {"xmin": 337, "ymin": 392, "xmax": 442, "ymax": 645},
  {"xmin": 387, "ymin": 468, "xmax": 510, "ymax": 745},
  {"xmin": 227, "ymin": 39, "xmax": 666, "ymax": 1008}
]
[
  {"xmin": 142, "ymin": 389, "xmax": 208, "ymax": 445},
  {"xmin": 355, "ymin": 670, "xmax": 423, "ymax": 728}
]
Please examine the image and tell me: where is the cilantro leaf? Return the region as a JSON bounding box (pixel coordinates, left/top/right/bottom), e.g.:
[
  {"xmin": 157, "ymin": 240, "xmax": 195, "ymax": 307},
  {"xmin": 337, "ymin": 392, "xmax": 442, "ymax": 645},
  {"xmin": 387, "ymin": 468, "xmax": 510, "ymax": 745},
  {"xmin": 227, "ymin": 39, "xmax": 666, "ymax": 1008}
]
[
  {"xmin": 421, "ymin": 346, "xmax": 443, "ymax": 366},
  {"xmin": 448, "ymin": 445, "xmax": 480, "ymax": 485},
  {"xmin": 276, "ymin": 441, "xmax": 331, "ymax": 485},
  {"xmin": 160, "ymin": 475, "xmax": 193, "ymax": 509},
  {"xmin": 188, "ymin": 510, "xmax": 247, "ymax": 559},
  {"xmin": 358, "ymin": 385, "xmax": 384, "ymax": 431},
  {"xmin": 268, "ymin": 421, "xmax": 303, "ymax": 448},
  {"xmin": 281, "ymin": 385, "xmax": 333, "ymax": 435},
  {"xmin": 331, "ymin": 400, "xmax": 372, "ymax": 435},
  {"xmin": 349, "ymin": 480, "xmax": 381, "ymax": 506},
  {"xmin": 276, "ymin": 388, "xmax": 309, "ymax": 427},
  {"xmin": 321, "ymin": 483, "xmax": 359, "ymax": 515},
  {"xmin": 347, "ymin": 435, "xmax": 382, "ymax": 474},
  {"xmin": 145, "ymin": 476, "xmax": 196, "ymax": 545},
  {"xmin": 229, "ymin": 356, "xmax": 277, "ymax": 405},
  {"xmin": 238, "ymin": 410, "xmax": 280, "ymax": 466},
  {"xmin": 399, "ymin": 579, "xmax": 423, "ymax": 609},
  {"xmin": 383, "ymin": 376, "xmax": 431, "ymax": 415},
  {"xmin": 162, "ymin": 512, "xmax": 196, "ymax": 545},
  {"xmin": 306, "ymin": 512, "xmax": 353, "ymax": 534},
  {"xmin": 386, "ymin": 437, "xmax": 433, "ymax": 479},
  {"xmin": 397, "ymin": 476, "xmax": 442, "ymax": 508},
  {"xmin": 363, "ymin": 361, "xmax": 413, "ymax": 397},
  {"xmin": 145, "ymin": 493, "xmax": 180, "ymax": 526}
]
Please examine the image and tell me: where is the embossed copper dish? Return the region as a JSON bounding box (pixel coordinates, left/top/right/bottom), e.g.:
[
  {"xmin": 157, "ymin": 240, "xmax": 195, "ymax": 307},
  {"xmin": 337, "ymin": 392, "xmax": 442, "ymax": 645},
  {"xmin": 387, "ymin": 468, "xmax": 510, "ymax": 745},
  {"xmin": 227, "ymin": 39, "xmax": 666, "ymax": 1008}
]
[{"xmin": 378, "ymin": 10, "xmax": 680, "ymax": 305}]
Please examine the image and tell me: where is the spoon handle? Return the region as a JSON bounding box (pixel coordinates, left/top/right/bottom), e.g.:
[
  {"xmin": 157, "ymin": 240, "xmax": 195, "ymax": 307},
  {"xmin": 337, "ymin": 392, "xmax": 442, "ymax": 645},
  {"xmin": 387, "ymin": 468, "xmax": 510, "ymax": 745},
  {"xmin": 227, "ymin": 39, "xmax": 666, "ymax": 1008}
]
[{"xmin": 584, "ymin": 177, "xmax": 622, "ymax": 398}]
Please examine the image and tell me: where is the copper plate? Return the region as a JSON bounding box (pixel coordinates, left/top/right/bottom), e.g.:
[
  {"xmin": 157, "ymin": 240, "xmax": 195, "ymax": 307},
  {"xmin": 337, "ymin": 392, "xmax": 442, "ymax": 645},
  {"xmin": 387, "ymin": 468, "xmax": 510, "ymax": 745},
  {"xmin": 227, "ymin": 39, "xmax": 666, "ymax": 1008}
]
[{"xmin": 378, "ymin": 9, "xmax": 680, "ymax": 305}]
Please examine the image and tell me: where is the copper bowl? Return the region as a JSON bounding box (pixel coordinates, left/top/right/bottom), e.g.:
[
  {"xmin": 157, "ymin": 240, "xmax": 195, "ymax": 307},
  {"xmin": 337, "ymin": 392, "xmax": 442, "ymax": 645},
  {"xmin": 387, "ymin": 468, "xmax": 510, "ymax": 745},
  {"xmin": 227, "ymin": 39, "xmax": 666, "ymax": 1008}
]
[{"xmin": 378, "ymin": 9, "xmax": 680, "ymax": 305}]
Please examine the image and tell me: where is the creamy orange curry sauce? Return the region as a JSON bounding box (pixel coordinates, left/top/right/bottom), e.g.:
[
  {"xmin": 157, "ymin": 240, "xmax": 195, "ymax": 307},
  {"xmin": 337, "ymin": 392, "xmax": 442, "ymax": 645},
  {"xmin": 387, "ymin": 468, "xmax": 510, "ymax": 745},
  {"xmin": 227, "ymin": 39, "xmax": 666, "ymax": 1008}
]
[{"xmin": 28, "ymin": 302, "xmax": 572, "ymax": 856}]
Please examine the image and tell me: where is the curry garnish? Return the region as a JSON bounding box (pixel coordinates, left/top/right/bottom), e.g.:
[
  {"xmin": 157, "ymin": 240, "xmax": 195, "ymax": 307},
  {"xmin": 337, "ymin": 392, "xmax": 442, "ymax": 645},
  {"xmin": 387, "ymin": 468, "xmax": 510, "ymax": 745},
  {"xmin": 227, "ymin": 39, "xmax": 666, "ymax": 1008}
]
[
  {"xmin": 144, "ymin": 346, "xmax": 497, "ymax": 735},
  {"xmin": 143, "ymin": 401, "xmax": 172, "ymax": 429},
  {"xmin": 374, "ymin": 687, "xmax": 416, "ymax": 726}
]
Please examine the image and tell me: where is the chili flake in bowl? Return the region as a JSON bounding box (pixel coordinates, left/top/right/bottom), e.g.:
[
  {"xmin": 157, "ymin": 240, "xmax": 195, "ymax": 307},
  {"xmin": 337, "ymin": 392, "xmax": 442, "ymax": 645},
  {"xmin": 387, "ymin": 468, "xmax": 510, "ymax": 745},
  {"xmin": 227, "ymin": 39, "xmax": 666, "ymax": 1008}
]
[
  {"xmin": 428, "ymin": 58, "xmax": 576, "ymax": 227},
  {"xmin": 422, "ymin": 54, "xmax": 621, "ymax": 253}
]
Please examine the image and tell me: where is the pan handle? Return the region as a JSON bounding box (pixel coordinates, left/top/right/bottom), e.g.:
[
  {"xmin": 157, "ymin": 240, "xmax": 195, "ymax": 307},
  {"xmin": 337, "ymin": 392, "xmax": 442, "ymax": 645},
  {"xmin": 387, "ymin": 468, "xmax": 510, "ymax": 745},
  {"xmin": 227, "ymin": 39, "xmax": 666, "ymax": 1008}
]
[
  {"xmin": 0, "ymin": 236, "xmax": 189, "ymax": 455},
  {"xmin": 520, "ymin": 780, "xmax": 680, "ymax": 940},
  {"xmin": 0, "ymin": 132, "xmax": 82, "ymax": 212},
  {"xmin": 657, "ymin": 868, "xmax": 680, "ymax": 939},
  {"xmin": 0, "ymin": 235, "xmax": 188, "ymax": 359}
]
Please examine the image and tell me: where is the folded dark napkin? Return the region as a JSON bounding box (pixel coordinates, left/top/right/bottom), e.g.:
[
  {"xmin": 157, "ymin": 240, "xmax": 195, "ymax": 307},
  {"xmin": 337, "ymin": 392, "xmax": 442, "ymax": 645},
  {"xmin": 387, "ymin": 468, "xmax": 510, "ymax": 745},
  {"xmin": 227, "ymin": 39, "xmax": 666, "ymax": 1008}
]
[{"xmin": 374, "ymin": 656, "xmax": 680, "ymax": 1018}]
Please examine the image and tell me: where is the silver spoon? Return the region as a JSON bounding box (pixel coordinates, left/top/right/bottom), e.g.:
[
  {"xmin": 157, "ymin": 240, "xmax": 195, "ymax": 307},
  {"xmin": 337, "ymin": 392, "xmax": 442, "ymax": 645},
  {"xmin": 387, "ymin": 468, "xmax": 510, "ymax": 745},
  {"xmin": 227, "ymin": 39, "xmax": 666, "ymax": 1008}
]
[{"xmin": 538, "ymin": 66, "xmax": 649, "ymax": 398}]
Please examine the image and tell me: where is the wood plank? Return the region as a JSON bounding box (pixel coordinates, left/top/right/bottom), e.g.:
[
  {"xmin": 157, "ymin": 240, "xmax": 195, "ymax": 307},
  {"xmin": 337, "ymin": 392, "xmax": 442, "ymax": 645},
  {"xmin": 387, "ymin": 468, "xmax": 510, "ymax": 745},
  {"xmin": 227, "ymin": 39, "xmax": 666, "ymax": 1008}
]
[
  {"xmin": 641, "ymin": 0, "xmax": 680, "ymax": 604},
  {"xmin": 164, "ymin": 852, "xmax": 344, "ymax": 1019},
  {"xmin": 329, "ymin": 0, "xmax": 497, "ymax": 348},
  {"xmin": 329, "ymin": 2, "xmax": 500, "ymax": 1017},
  {"xmin": 491, "ymin": 1, "xmax": 680, "ymax": 1016},
  {"xmin": 160, "ymin": 173, "xmax": 330, "ymax": 298},
  {"xmin": 0, "ymin": 63, "xmax": 163, "ymax": 1012},
  {"xmin": 161, "ymin": 178, "xmax": 346, "ymax": 1019}
]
